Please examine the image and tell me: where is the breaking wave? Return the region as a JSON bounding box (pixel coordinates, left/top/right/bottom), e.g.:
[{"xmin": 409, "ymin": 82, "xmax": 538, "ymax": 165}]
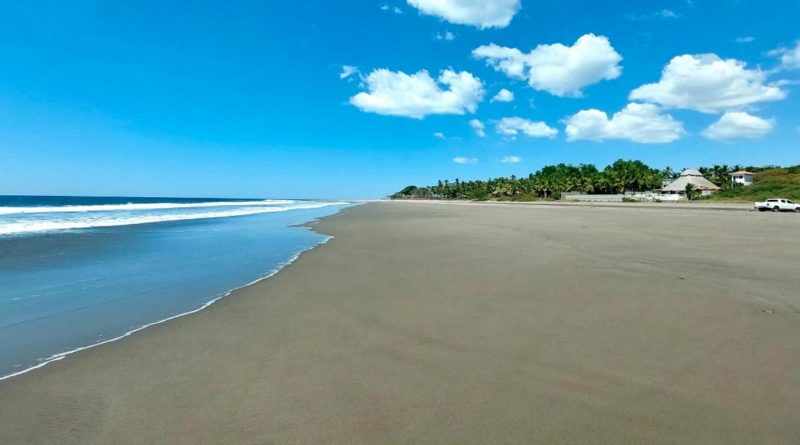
[
  {"xmin": 0, "ymin": 200, "xmax": 295, "ymax": 215},
  {"xmin": 0, "ymin": 201, "xmax": 347, "ymax": 236}
]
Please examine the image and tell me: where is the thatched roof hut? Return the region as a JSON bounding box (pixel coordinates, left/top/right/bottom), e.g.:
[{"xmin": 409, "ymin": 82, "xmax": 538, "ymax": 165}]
[{"xmin": 662, "ymin": 169, "xmax": 721, "ymax": 193}]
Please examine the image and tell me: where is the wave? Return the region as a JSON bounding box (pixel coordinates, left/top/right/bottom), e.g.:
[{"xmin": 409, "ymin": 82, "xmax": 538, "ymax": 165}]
[
  {"xmin": 0, "ymin": 202, "xmax": 348, "ymax": 236},
  {"xmin": 0, "ymin": 199, "xmax": 296, "ymax": 215},
  {"xmin": 0, "ymin": 233, "xmax": 335, "ymax": 382}
]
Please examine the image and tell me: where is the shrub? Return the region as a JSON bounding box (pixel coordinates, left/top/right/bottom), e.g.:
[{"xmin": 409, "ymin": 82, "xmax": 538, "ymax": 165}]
[
  {"xmin": 512, "ymin": 192, "xmax": 538, "ymax": 202},
  {"xmin": 468, "ymin": 189, "xmax": 490, "ymax": 200}
]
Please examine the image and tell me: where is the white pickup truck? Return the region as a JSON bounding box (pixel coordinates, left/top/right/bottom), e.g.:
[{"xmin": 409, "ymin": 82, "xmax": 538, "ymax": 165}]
[{"xmin": 754, "ymin": 198, "xmax": 800, "ymax": 212}]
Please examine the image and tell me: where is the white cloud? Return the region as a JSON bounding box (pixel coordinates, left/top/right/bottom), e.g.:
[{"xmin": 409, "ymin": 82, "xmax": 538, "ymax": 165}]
[
  {"xmin": 735, "ymin": 36, "xmax": 755, "ymax": 44},
  {"xmin": 496, "ymin": 117, "xmax": 558, "ymax": 138},
  {"xmin": 769, "ymin": 40, "xmax": 800, "ymax": 70},
  {"xmin": 349, "ymin": 69, "xmax": 485, "ymax": 119},
  {"xmin": 436, "ymin": 31, "xmax": 456, "ymax": 41},
  {"xmin": 473, "ymin": 34, "xmax": 623, "ymax": 97},
  {"xmin": 474, "ymin": 44, "xmax": 528, "ymax": 77},
  {"xmin": 433, "ymin": 132, "xmax": 446, "ymax": 139},
  {"xmin": 702, "ymin": 112, "xmax": 775, "ymax": 140},
  {"xmin": 629, "ymin": 54, "xmax": 786, "ymax": 113},
  {"xmin": 469, "ymin": 118, "xmax": 486, "ymax": 137},
  {"xmin": 453, "ymin": 156, "xmax": 478, "ymax": 164},
  {"xmin": 659, "ymin": 8, "xmax": 678, "ymax": 18},
  {"xmin": 491, "ymin": 88, "xmax": 514, "ymax": 102},
  {"xmin": 381, "ymin": 4, "xmax": 403, "ymax": 14},
  {"xmin": 564, "ymin": 103, "xmax": 684, "ymax": 144},
  {"xmin": 340, "ymin": 65, "xmax": 358, "ymax": 79},
  {"xmin": 626, "ymin": 9, "xmax": 678, "ymax": 20},
  {"xmin": 407, "ymin": 0, "xmax": 520, "ymax": 29},
  {"xmin": 500, "ymin": 155, "xmax": 522, "ymax": 163}
]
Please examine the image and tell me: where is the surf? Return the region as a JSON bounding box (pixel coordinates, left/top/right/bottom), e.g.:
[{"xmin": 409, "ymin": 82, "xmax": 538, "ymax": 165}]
[
  {"xmin": 0, "ymin": 199, "xmax": 296, "ymax": 215},
  {"xmin": 0, "ymin": 201, "xmax": 347, "ymax": 236}
]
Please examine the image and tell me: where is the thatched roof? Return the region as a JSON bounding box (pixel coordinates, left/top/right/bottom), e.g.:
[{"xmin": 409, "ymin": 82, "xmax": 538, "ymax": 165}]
[
  {"xmin": 681, "ymin": 168, "xmax": 703, "ymax": 177},
  {"xmin": 662, "ymin": 169, "xmax": 721, "ymax": 192}
]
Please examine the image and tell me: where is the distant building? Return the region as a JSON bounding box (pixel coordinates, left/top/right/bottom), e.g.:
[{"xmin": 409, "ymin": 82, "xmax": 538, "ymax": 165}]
[
  {"xmin": 661, "ymin": 168, "xmax": 721, "ymax": 197},
  {"xmin": 730, "ymin": 170, "xmax": 755, "ymax": 187}
]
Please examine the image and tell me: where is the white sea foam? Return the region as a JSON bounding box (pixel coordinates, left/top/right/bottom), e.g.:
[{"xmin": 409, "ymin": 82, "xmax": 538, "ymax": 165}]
[
  {"xmin": 0, "ymin": 201, "xmax": 348, "ymax": 236},
  {"xmin": 0, "ymin": 233, "xmax": 335, "ymax": 382},
  {"xmin": 0, "ymin": 200, "xmax": 295, "ymax": 215}
]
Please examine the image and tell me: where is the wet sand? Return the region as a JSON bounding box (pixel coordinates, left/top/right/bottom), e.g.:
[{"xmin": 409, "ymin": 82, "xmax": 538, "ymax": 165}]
[{"xmin": 1, "ymin": 201, "xmax": 799, "ymax": 444}]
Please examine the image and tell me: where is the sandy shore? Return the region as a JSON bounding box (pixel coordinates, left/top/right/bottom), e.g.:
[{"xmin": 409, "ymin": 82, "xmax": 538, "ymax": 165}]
[
  {"xmin": 396, "ymin": 198, "xmax": 755, "ymax": 211},
  {"xmin": 2, "ymin": 201, "xmax": 799, "ymax": 444}
]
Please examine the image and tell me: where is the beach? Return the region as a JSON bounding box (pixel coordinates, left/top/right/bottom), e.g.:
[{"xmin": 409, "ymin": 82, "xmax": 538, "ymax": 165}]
[{"xmin": 1, "ymin": 201, "xmax": 799, "ymax": 443}]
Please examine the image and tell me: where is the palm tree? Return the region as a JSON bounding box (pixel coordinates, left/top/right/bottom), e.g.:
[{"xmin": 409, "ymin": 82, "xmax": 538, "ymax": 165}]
[
  {"xmin": 684, "ymin": 183, "xmax": 699, "ymax": 201},
  {"xmin": 661, "ymin": 166, "xmax": 674, "ymax": 182},
  {"xmin": 394, "ymin": 159, "xmax": 751, "ymax": 202}
]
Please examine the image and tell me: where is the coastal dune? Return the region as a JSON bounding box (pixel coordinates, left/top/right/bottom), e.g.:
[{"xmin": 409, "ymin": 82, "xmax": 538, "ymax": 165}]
[{"xmin": 1, "ymin": 201, "xmax": 799, "ymax": 443}]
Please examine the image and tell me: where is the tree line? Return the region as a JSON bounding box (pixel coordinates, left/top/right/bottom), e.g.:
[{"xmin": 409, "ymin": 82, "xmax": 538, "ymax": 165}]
[{"xmin": 391, "ymin": 160, "xmax": 767, "ymax": 201}]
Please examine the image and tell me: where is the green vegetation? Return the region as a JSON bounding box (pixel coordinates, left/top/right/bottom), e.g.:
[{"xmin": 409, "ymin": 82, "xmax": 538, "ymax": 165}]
[
  {"xmin": 710, "ymin": 166, "xmax": 800, "ymax": 201},
  {"xmin": 684, "ymin": 183, "xmax": 700, "ymax": 201},
  {"xmin": 391, "ymin": 160, "xmax": 665, "ymax": 200},
  {"xmin": 391, "ymin": 160, "xmax": 800, "ymax": 202}
]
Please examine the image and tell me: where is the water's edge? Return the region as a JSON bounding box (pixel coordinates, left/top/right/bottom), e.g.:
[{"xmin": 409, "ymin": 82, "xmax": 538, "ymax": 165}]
[{"xmin": 0, "ymin": 204, "xmax": 357, "ymax": 382}]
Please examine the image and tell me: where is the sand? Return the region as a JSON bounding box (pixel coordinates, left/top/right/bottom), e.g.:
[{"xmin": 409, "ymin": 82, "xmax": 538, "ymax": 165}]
[{"xmin": 1, "ymin": 201, "xmax": 799, "ymax": 444}]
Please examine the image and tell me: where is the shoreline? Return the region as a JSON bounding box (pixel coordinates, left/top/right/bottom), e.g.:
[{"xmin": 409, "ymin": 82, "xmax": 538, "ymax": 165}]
[
  {"xmin": 0, "ymin": 206, "xmax": 352, "ymax": 383},
  {"xmin": 386, "ymin": 198, "xmax": 755, "ymax": 211},
  {"xmin": 2, "ymin": 202, "xmax": 799, "ymax": 443}
]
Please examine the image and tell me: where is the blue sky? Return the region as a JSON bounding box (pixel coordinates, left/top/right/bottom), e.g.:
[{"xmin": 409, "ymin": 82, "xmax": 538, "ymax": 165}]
[{"xmin": 0, "ymin": 0, "xmax": 798, "ymax": 199}]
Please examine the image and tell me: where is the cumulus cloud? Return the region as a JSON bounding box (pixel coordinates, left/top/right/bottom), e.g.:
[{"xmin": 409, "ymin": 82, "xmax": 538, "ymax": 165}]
[
  {"xmin": 735, "ymin": 36, "xmax": 755, "ymax": 44},
  {"xmin": 769, "ymin": 40, "xmax": 800, "ymax": 70},
  {"xmin": 500, "ymin": 155, "xmax": 522, "ymax": 163},
  {"xmin": 474, "ymin": 44, "xmax": 528, "ymax": 77},
  {"xmin": 629, "ymin": 54, "xmax": 786, "ymax": 113},
  {"xmin": 453, "ymin": 156, "xmax": 478, "ymax": 164},
  {"xmin": 473, "ymin": 34, "xmax": 623, "ymax": 97},
  {"xmin": 340, "ymin": 65, "xmax": 359, "ymax": 79},
  {"xmin": 564, "ymin": 103, "xmax": 684, "ymax": 143},
  {"xmin": 407, "ymin": 0, "xmax": 520, "ymax": 29},
  {"xmin": 469, "ymin": 118, "xmax": 486, "ymax": 137},
  {"xmin": 433, "ymin": 132, "xmax": 446, "ymax": 139},
  {"xmin": 496, "ymin": 117, "xmax": 558, "ymax": 138},
  {"xmin": 349, "ymin": 69, "xmax": 484, "ymax": 119},
  {"xmin": 491, "ymin": 88, "xmax": 514, "ymax": 102},
  {"xmin": 702, "ymin": 112, "xmax": 775, "ymax": 140}
]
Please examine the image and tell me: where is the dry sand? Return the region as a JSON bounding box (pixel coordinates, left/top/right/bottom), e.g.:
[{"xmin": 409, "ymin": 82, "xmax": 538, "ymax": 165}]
[{"xmin": 1, "ymin": 201, "xmax": 799, "ymax": 444}]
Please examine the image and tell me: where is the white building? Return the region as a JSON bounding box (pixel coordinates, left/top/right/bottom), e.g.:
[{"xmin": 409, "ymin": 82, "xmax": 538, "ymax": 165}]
[
  {"xmin": 661, "ymin": 168, "xmax": 721, "ymax": 197},
  {"xmin": 730, "ymin": 170, "xmax": 754, "ymax": 187}
]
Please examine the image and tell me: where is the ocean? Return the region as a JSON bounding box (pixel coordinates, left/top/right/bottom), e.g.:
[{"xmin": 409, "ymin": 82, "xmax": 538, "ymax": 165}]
[{"xmin": 0, "ymin": 195, "xmax": 350, "ymax": 380}]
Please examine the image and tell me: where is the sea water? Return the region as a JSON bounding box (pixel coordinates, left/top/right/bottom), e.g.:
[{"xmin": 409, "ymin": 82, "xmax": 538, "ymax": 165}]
[{"xmin": 0, "ymin": 196, "xmax": 350, "ymax": 379}]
